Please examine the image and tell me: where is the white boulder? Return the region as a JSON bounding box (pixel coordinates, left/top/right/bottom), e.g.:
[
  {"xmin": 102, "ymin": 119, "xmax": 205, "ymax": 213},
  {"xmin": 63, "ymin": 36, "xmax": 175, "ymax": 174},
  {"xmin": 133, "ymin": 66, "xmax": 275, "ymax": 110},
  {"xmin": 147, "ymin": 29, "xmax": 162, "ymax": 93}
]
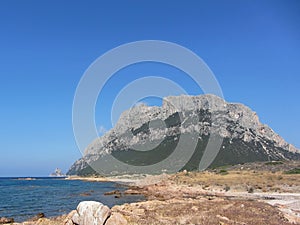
[{"xmin": 68, "ymin": 201, "xmax": 111, "ymax": 225}]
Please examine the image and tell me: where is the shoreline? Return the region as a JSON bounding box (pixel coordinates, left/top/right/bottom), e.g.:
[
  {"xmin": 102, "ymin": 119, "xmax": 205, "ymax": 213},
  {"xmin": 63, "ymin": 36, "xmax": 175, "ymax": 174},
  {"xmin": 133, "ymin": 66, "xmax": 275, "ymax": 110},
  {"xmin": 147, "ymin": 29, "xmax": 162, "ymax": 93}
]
[
  {"xmin": 64, "ymin": 173, "xmax": 169, "ymax": 186},
  {"xmin": 0, "ymin": 176, "xmax": 145, "ymax": 225},
  {"xmin": 5, "ymin": 163, "xmax": 300, "ymax": 225},
  {"xmin": 63, "ymin": 165, "xmax": 300, "ymax": 224},
  {"xmin": 63, "ymin": 169, "xmax": 300, "ymax": 224}
]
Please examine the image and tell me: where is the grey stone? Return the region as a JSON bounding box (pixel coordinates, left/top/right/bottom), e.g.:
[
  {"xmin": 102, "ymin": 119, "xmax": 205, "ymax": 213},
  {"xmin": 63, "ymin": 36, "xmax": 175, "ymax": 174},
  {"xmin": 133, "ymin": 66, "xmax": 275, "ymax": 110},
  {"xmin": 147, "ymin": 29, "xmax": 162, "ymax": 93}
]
[{"xmin": 70, "ymin": 201, "xmax": 111, "ymax": 225}]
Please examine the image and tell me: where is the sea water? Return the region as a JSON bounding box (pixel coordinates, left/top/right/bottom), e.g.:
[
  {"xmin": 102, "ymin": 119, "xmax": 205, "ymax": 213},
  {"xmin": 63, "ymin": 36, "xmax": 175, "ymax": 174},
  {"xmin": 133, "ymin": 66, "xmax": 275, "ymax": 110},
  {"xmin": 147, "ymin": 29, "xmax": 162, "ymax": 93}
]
[{"xmin": 0, "ymin": 177, "xmax": 144, "ymax": 222}]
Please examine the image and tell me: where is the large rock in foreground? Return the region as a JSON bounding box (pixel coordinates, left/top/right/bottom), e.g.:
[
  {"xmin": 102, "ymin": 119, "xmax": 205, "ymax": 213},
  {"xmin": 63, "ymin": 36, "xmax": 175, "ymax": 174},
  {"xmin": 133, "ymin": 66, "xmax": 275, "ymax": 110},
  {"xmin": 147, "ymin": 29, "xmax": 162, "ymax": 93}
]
[{"xmin": 65, "ymin": 201, "xmax": 111, "ymax": 225}]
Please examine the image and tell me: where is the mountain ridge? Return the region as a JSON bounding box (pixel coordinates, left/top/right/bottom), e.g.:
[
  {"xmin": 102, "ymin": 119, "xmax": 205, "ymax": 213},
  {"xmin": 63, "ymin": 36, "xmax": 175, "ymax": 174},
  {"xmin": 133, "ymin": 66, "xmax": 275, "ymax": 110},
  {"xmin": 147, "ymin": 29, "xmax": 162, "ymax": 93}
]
[{"xmin": 68, "ymin": 94, "xmax": 299, "ymax": 176}]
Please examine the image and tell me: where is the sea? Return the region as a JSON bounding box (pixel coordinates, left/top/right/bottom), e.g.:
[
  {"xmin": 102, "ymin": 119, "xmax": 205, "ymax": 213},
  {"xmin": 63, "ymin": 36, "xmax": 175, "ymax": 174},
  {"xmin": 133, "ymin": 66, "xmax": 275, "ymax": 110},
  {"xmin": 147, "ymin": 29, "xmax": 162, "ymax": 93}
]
[{"xmin": 0, "ymin": 177, "xmax": 144, "ymax": 222}]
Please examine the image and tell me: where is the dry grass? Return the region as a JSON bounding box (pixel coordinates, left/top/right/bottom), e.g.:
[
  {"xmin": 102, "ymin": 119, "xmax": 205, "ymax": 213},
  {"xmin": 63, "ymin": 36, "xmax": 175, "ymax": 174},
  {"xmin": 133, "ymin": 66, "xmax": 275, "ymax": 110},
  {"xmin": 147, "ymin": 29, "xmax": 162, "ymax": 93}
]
[
  {"xmin": 171, "ymin": 170, "xmax": 300, "ymax": 193},
  {"xmin": 112, "ymin": 198, "xmax": 292, "ymax": 225},
  {"xmin": 121, "ymin": 168, "xmax": 300, "ymax": 225}
]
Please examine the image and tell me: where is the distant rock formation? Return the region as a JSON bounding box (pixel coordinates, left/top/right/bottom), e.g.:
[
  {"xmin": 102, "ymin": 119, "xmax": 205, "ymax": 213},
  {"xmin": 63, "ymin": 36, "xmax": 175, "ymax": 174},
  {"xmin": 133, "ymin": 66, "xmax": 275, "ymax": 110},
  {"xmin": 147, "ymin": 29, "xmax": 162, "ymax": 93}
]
[
  {"xmin": 49, "ymin": 168, "xmax": 65, "ymax": 177},
  {"xmin": 68, "ymin": 94, "xmax": 300, "ymax": 176}
]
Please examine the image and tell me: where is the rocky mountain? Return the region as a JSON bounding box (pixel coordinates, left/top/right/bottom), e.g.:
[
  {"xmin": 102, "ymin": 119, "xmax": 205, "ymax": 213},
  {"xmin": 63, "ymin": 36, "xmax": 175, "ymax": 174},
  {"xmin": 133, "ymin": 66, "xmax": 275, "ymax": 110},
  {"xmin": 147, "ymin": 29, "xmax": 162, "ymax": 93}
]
[{"xmin": 67, "ymin": 94, "xmax": 300, "ymax": 176}]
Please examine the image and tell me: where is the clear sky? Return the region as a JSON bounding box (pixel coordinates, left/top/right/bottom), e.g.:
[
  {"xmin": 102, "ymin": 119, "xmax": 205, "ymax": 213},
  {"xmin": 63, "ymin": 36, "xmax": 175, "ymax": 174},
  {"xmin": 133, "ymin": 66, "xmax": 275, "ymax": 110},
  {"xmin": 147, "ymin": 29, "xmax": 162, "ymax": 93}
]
[{"xmin": 0, "ymin": 0, "xmax": 299, "ymax": 176}]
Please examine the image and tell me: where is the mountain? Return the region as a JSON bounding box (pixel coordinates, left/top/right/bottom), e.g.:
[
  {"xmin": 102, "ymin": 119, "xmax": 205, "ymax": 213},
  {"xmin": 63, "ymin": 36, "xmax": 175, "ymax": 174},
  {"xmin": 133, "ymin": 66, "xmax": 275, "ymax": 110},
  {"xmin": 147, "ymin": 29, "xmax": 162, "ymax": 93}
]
[{"xmin": 67, "ymin": 94, "xmax": 300, "ymax": 176}]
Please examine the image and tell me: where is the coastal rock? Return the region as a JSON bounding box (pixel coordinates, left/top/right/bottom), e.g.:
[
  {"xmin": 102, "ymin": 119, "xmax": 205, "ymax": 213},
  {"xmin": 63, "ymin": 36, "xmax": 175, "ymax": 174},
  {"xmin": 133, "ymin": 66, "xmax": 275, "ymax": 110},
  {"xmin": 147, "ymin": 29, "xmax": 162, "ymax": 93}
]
[
  {"xmin": 0, "ymin": 217, "xmax": 14, "ymax": 224},
  {"xmin": 64, "ymin": 210, "xmax": 77, "ymax": 225},
  {"xmin": 28, "ymin": 213, "xmax": 45, "ymax": 221},
  {"xmin": 105, "ymin": 212, "xmax": 127, "ymax": 225},
  {"xmin": 104, "ymin": 190, "xmax": 122, "ymax": 198},
  {"xmin": 69, "ymin": 201, "xmax": 111, "ymax": 225}
]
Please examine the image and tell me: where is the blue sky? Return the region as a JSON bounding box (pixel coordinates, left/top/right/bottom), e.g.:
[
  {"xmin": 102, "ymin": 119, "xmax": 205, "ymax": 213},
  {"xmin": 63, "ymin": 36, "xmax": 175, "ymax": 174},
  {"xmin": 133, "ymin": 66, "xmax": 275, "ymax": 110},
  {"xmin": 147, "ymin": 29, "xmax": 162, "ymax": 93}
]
[{"xmin": 0, "ymin": 0, "xmax": 299, "ymax": 176}]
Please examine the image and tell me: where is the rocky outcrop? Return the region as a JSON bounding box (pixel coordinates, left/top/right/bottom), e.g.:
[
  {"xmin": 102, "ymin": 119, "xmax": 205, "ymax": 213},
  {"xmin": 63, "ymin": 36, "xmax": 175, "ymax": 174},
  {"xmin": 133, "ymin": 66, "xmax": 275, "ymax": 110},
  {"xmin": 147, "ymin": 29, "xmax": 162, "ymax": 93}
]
[
  {"xmin": 68, "ymin": 94, "xmax": 300, "ymax": 176},
  {"xmin": 64, "ymin": 201, "xmax": 128, "ymax": 225},
  {"xmin": 105, "ymin": 212, "xmax": 127, "ymax": 225},
  {"xmin": 65, "ymin": 201, "xmax": 112, "ymax": 225},
  {"xmin": 0, "ymin": 217, "xmax": 14, "ymax": 224}
]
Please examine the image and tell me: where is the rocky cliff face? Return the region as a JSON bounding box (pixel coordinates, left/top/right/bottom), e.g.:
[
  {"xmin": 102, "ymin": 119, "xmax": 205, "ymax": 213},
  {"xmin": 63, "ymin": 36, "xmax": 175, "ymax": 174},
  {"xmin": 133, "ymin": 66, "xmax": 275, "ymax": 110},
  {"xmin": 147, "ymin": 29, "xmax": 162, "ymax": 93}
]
[{"xmin": 68, "ymin": 94, "xmax": 300, "ymax": 176}]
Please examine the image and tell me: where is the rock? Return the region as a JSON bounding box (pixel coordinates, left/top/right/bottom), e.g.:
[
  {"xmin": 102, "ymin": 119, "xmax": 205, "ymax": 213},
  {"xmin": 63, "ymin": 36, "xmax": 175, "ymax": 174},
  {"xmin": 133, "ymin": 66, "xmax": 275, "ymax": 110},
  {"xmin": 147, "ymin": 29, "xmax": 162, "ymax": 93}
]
[
  {"xmin": 104, "ymin": 190, "xmax": 121, "ymax": 196},
  {"xmin": 67, "ymin": 94, "xmax": 300, "ymax": 176},
  {"xmin": 49, "ymin": 168, "xmax": 65, "ymax": 177},
  {"xmin": 36, "ymin": 213, "xmax": 45, "ymax": 219},
  {"xmin": 29, "ymin": 212, "xmax": 45, "ymax": 221},
  {"xmin": 105, "ymin": 212, "xmax": 127, "ymax": 225},
  {"xmin": 124, "ymin": 189, "xmax": 141, "ymax": 195},
  {"xmin": 71, "ymin": 201, "xmax": 111, "ymax": 225},
  {"xmin": 65, "ymin": 219, "xmax": 74, "ymax": 225},
  {"xmin": 64, "ymin": 210, "xmax": 77, "ymax": 225},
  {"xmin": 104, "ymin": 190, "xmax": 122, "ymax": 198},
  {"xmin": 0, "ymin": 217, "xmax": 14, "ymax": 224},
  {"xmin": 79, "ymin": 192, "xmax": 91, "ymax": 196},
  {"xmin": 65, "ymin": 218, "xmax": 75, "ymax": 225}
]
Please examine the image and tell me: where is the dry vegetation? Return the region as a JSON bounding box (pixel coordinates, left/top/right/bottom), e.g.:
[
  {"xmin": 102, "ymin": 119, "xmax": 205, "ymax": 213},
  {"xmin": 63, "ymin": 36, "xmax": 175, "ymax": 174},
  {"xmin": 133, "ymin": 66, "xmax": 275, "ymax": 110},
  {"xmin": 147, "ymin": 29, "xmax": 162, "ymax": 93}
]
[
  {"xmin": 112, "ymin": 198, "xmax": 292, "ymax": 225},
  {"xmin": 171, "ymin": 170, "xmax": 300, "ymax": 193},
  {"xmin": 121, "ymin": 161, "xmax": 300, "ymax": 225}
]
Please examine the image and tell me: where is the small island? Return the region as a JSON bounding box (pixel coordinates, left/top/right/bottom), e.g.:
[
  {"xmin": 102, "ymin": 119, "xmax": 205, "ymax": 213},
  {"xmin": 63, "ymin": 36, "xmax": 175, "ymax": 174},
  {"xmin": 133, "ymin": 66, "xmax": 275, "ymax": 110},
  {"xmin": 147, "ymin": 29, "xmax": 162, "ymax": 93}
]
[{"xmin": 49, "ymin": 168, "xmax": 66, "ymax": 177}]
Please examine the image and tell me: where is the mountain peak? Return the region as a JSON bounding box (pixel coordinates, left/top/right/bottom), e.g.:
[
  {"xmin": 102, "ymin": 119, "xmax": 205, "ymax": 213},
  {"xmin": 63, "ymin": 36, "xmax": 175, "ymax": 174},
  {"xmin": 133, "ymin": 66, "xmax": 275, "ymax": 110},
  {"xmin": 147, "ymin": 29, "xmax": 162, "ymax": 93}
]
[{"xmin": 68, "ymin": 94, "xmax": 299, "ymax": 176}]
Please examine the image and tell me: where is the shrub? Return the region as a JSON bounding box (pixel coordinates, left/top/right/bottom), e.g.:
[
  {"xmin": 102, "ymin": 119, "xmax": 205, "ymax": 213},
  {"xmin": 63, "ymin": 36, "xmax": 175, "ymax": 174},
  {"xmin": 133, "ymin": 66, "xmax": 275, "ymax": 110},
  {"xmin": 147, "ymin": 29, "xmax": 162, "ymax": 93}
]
[
  {"xmin": 218, "ymin": 169, "xmax": 228, "ymax": 175},
  {"xmin": 247, "ymin": 186, "xmax": 254, "ymax": 193},
  {"xmin": 284, "ymin": 168, "xmax": 300, "ymax": 174},
  {"xmin": 224, "ymin": 185, "xmax": 230, "ymax": 192},
  {"xmin": 265, "ymin": 161, "xmax": 283, "ymax": 166}
]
